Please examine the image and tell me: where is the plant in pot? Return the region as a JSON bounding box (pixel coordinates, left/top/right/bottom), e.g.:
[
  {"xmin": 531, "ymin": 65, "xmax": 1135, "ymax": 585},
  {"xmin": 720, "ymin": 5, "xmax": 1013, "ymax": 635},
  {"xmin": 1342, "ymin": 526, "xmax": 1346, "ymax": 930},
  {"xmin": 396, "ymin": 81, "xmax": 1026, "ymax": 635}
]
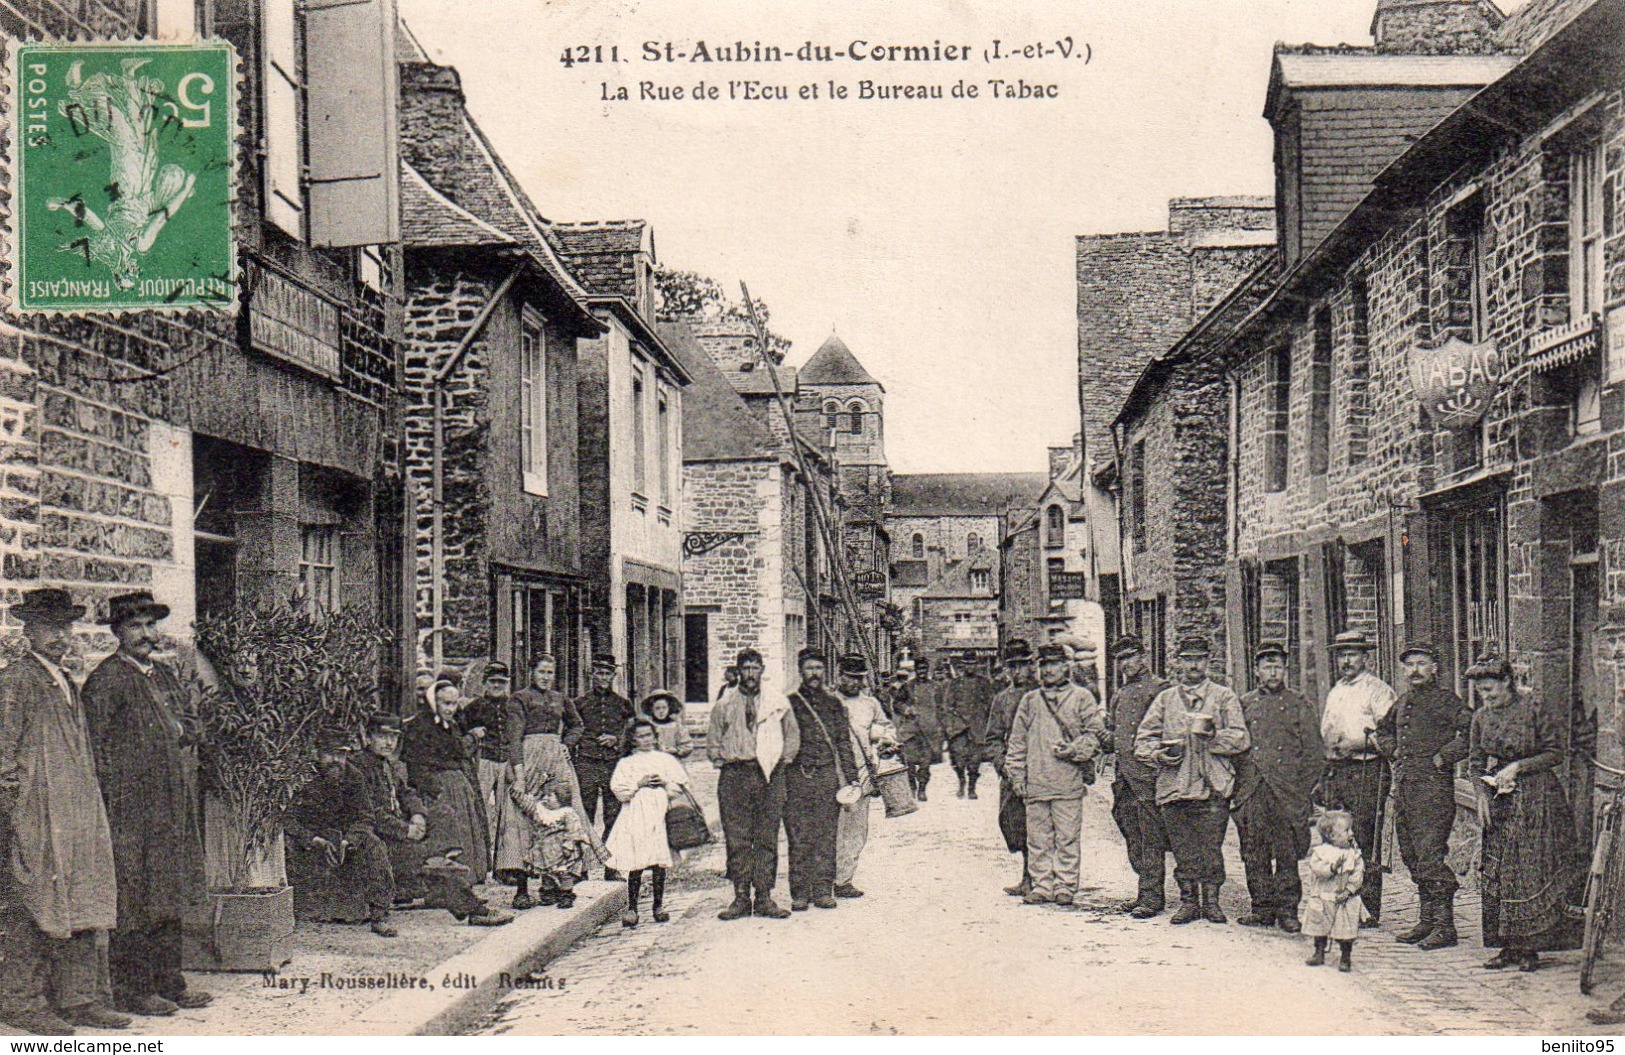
[{"xmin": 187, "ymin": 598, "xmax": 390, "ymax": 971}]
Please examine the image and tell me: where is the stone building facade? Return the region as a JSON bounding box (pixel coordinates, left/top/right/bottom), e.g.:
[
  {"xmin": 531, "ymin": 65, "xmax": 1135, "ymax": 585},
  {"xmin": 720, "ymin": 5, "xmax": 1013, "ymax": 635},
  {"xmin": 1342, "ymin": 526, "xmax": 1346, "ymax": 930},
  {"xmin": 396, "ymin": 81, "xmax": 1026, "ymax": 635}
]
[
  {"xmin": 399, "ymin": 60, "xmax": 603, "ymax": 689},
  {"xmin": 0, "ymin": 0, "xmax": 408, "ymax": 695}
]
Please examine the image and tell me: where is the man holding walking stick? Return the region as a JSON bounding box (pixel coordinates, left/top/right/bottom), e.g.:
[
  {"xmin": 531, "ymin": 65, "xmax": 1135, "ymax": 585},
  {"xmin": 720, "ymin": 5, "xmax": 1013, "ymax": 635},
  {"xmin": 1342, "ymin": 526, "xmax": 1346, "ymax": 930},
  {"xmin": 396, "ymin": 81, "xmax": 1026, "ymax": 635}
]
[{"xmin": 1317, "ymin": 630, "xmax": 1396, "ymax": 927}]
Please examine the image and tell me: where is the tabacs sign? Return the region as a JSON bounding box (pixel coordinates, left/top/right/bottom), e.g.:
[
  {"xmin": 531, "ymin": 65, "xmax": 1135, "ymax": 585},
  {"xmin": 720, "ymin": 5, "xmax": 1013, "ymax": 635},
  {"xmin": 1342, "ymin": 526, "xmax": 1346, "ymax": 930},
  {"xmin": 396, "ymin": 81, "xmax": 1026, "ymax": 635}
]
[{"xmin": 1408, "ymin": 336, "xmax": 1503, "ymax": 431}]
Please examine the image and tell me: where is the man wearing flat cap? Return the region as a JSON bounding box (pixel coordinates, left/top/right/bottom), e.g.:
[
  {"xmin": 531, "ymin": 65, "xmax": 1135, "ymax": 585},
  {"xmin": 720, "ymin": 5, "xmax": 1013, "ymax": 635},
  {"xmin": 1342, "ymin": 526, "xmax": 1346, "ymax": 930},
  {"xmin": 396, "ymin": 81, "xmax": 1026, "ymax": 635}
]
[
  {"xmin": 784, "ymin": 648, "xmax": 861, "ymax": 911},
  {"xmin": 0, "ymin": 588, "xmax": 127, "ymax": 1034},
  {"xmin": 833, "ymin": 653, "xmax": 895, "ymax": 899},
  {"xmin": 1373, "ymin": 643, "xmax": 1470, "ymax": 949},
  {"xmin": 1135, "ymin": 635, "xmax": 1250, "ymax": 925},
  {"xmin": 459, "ymin": 660, "xmax": 516, "ymax": 868},
  {"xmin": 1107, "ymin": 634, "xmax": 1172, "ymax": 918},
  {"xmin": 1233, "ymin": 642, "xmax": 1322, "ymax": 932},
  {"xmin": 1318, "ymin": 629, "xmax": 1397, "ymax": 925},
  {"xmin": 984, "ymin": 639, "xmax": 1038, "ymax": 895},
  {"xmin": 82, "ymin": 591, "xmax": 212, "ymax": 1017},
  {"xmin": 572, "ymin": 654, "xmax": 634, "ymax": 876}
]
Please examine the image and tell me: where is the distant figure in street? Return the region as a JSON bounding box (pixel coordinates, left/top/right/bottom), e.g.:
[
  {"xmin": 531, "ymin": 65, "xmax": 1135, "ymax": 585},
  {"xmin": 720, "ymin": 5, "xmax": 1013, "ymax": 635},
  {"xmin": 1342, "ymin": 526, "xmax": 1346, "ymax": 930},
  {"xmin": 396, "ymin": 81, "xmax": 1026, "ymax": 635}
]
[
  {"xmin": 896, "ymin": 657, "xmax": 943, "ymax": 800},
  {"xmin": 1303, "ymin": 809, "xmax": 1365, "ymax": 972},
  {"xmin": 1466, "ymin": 653, "xmax": 1584, "ymax": 972},
  {"xmin": 708, "ymin": 648, "xmax": 799, "ymax": 920},
  {"xmin": 402, "ymin": 676, "xmax": 490, "ymax": 881},
  {"xmin": 941, "ymin": 652, "xmax": 994, "ymax": 799},
  {"xmin": 834, "ymin": 653, "xmax": 896, "ymax": 899},
  {"xmin": 1232, "ymin": 642, "xmax": 1322, "ymax": 933},
  {"xmin": 460, "ymin": 661, "xmax": 515, "ymax": 869},
  {"xmin": 606, "ymin": 719, "xmax": 690, "ymax": 928},
  {"xmin": 785, "ymin": 649, "xmax": 862, "ymax": 912},
  {"xmin": 1004, "ymin": 642, "xmax": 1105, "ymax": 906},
  {"xmin": 0, "ymin": 589, "xmax": 127, "ymax": 1035},
  {"xmin": 983, "ymin": 639, "xmax": 1038, "ymax": 896},
  {"xmin": 1317, "ymin": 630, "xmax": 1396, "ymax": 925},
  {"xmin": 82, "ymin": 590, "xmax": 212, "ymax": 1017},
  {"xmin": 574, "ymin": 655, "xmax": 635, "ymax": 879},
  {"xmin": 1373, "ymin": 644, "xmax": 1470, "ymax": 951},
  {"xmin": 285, "ymin": 728, "xmax": 398, "ymax": 937},
  {"xmin": 1106, "ymin": 634, "xmax": 1171, "ymax": 918},
  {"xmin": 1135, "ymin": 636, "xmax": 1249, "ymax": 925},
  {"xmin": 637, "ymin": 690, "xmax": 693, "ymax": 759}
]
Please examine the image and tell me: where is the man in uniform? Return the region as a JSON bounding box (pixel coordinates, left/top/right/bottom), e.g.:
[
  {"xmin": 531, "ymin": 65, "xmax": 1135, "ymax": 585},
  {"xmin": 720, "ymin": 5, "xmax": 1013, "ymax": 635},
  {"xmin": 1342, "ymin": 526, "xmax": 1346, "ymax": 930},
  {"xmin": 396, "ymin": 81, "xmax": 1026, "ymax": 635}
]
[
  {"xmin": 984, "ymin": 639, "xmax": 1037, "ymax": 896},
  {"xmin": 1373, "ymin": 643, "xmax": 1470, "ymax": 949},
  {"xmin": 1318, "ymin": 629, "xmax": 1397, "ymax": 925},
  {"xmin": 834, "ymin": 653, "xmax": 895, "ymax": 900},
  {"xmin": 708, "ymin": 648, "xmax": 799, "ymax": 920},
  {"xmin": 896, "ymin": 657, "xmax": 943, "ymax": 800},
  {"xmin": 1233, "ymin": 642, "xmax": 1322, "ymax": 932},
  {"xmin": 941, "ymin": 653, "xmax": 994, "ymax": 799},
  {"xmin": 459, "ymin": 661, "xmax": 515, "ymax": 860},
  {"xmin": 0, "ymin": 589, "xmax": 127, "ymax": 1034},
  {"xmin": 1135, "ymin": 636, "xmax": 1250, "ymax": 925},
  {"xmin": 82, "ymin": 590, "xmax": 212, "ymax": 1017},
  {"xmin": 572, "ymin": 654, "xmax": 634, "ymax": 877},
  {"xmin": 1107, "ymin": 634, "xmax": 1172, "ymax": 918},
  {"xmin": 785, "ymin": 649, "xmax": 862, "ymax": 911}
]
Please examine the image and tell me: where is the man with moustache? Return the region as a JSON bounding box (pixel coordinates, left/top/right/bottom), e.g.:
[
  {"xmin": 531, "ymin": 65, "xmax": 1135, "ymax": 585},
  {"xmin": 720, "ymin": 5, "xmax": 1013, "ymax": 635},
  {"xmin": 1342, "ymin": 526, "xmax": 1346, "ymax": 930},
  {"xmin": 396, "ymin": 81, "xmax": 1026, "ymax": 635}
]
[
  {"xmin": 284, "ymin": 729, "xmax": 398, "ymax": 937},
  {"xmin": 1373, "ymin": 644, "xmax": 1470, "ymax": 950},
  {"xmin": 1107, "ymin": 634, "xmax": 1173, "ymax": 919},
  {"xmin": 1318, "ymin": 630, "xmax": 1397, "ymax": 925},
  {"xmin": 984, "ymin": 639, "xmax": 1038, "ymax": 896},
  {"xmin": 833, "ymin": 653, "xmax": 895, "ymax": 899},
  {"xmin": 785, "ymin": 649, "xmax": 862, "ymax": 911},
  {"xmin": 573, "ymin": 654, "xmax": 634, "ymax": 877},
  {"xmin": 707, "ymin": 649, "xmax": 800, "ymax": 920},
  {"xmin": 1232, "ymin": 642, "xmax": 1322, "ymax": 932}
]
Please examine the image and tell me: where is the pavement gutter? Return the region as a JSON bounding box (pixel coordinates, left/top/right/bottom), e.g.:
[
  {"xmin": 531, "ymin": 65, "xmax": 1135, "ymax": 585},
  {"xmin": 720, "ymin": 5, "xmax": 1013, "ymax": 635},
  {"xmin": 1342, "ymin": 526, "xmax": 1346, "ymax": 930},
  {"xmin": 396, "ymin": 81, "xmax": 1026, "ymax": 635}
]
[{"xmin": 351, "ymin": 881, "xmax": 628, "ymax": 1036}]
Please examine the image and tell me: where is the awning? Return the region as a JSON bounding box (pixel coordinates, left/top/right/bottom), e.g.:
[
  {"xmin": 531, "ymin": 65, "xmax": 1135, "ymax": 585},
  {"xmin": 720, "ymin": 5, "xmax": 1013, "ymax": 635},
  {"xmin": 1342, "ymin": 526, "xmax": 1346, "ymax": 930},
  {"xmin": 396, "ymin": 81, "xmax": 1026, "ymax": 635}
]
[{"xmin": 1525, "ymin": 314, "xmax": 1600, "ymax": 375}]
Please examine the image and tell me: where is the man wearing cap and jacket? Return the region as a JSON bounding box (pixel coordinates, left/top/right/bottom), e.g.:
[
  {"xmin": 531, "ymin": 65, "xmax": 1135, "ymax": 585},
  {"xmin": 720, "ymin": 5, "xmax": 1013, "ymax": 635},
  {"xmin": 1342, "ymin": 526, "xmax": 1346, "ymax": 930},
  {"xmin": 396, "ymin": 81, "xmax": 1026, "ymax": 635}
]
[
  {"xmin": 785, "ymin": 649, "xmax": 862, "ymax": 911},
  {"xmin": 1233, "ymin": 642, "xmax": 1322, "ymax": 932},
  {"xmin": 1005, "ymin": 642, "xmax": 1106, "ymax": 906},
  {"xmin": 1107, "ymin": 634, "xmax": 1173, "ymax": 918},
  {"xmin": 940, "ymin": 653, "xmax": 994, "ymax": 799},
  {"xmin": 895, "ymin": 657, "xmax": 943, "ymax": 801},
  {"xmin": 1373, "ymin": 643, "xmax": 1470, "ymax": 949},
  {"xmin": 833, "ymin": 653, "xmax": 895, "ymax": 899},
  {"xmin": 82, "ymin": 590, "xmax": 212, "ymax": 1018},
  {"xmin": 460, "ymin": 661, "xmax": 515, "ymax": 868},
  {"xmin": 1135, "ymin": 636, "xmax": 1250, "ymax": 925},
  {"xmin": 0, "ymin": 588, "xmax": 127, "ymax": 1035},
  {"xmin": 984, "ymin": 639, "xmax": 1038, "ymax": 896},
  {"xmin": 572, "ymin": 654, "xmax": 634, "ymax": 875},
  {"xmin": 1319, "ymin": 629, "xmax": 1397, "ymax": 925}
]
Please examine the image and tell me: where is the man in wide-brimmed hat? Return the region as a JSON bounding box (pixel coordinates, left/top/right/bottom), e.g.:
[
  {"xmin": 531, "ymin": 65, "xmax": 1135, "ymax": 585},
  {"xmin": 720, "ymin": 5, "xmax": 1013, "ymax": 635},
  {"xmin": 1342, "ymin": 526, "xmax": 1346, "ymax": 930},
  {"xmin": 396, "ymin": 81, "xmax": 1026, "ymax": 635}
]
[
  {"xmin": 984, "ymin": 638, "xmax": 1039, "ymax": 896},
  {"xmin": 284, "ymin": 727, "xmax": 399, "ymax": 937},
  {"xmin": 1107, "ymin": 634, "xmax": 1172, "ymax": 918},
  {"xmin": 81, "ymin": 591, "xmax": 212, "ymax": 1018},
  {"xmin": 0, "ymin": 588, "xmax": 128, "ymax": 1035},
  {"xmin": 1317, "ymin": 628, "xmax": 1397, "ymax": 925},
  {"xmin": 832, "ymin": 652, "xmax": 895, "ymax": 899},
  {"xmin": 572, "ymin": 654, "xmax": 634, "ymax": 878}
]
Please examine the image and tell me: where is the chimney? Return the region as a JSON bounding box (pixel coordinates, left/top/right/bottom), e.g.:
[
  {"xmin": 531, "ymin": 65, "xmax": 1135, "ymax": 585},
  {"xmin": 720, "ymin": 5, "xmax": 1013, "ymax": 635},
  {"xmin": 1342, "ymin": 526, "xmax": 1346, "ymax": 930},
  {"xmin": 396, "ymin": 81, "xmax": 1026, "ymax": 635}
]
[
  {"xmin": 1371, "ymin": 0, "xmax": 1504, "ymax": 54},
  {"xmin": 1048, "ymin": 446, "xmax": 1074, "ymax": 481}
]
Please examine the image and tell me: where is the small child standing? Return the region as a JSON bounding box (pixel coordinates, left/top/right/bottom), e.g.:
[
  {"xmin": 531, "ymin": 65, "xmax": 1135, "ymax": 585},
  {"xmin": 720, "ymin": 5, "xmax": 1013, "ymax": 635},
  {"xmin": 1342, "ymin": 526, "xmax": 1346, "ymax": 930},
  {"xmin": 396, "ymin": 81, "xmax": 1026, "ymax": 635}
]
[
  {"xmin": 638, "ymin": 691, "xmax": 693, "ymax": 759},
  {"xmin": 1303, "ymin": 809, "xmax": 1366, "ymax": 972},
  {"xmin": 605, "ymin": 718, "xmax": 690, "ymax": 928}
]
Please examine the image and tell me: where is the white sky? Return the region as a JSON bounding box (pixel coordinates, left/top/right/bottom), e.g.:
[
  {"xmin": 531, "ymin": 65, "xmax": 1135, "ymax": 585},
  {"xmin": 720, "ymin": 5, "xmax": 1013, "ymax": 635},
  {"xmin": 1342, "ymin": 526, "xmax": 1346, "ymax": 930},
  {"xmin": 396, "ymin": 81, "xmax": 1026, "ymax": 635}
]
[{"xmin": 397, "ymin": 0, "xmax": 1527, "ymax": 474}]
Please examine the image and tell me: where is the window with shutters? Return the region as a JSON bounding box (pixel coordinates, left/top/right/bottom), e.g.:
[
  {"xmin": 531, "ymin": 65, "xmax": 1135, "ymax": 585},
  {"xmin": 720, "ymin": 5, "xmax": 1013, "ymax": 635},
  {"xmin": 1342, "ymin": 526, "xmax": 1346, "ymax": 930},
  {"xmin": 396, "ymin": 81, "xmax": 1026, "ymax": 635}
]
[
  {"xmin": 657, "ymin": 389, "xmax": 672, "ymax": 507},
  {"xmin": 1309, "ymin": 310, "xmax": 1332, "ymax": 476},
  {"xmin": 1571, "ymin": 137, "xmax": 1605, "ymax": 322},
  {"xmin": 520, "ymin": 317, "xmax": 548, "ymax": 496},
  {"xmin": 632, "ymin": 367, "xmax": 648, "ymax": 497},
  {"xmin": 1265, "ymin": 346, "xmax": 1292, "ymax": 492}
]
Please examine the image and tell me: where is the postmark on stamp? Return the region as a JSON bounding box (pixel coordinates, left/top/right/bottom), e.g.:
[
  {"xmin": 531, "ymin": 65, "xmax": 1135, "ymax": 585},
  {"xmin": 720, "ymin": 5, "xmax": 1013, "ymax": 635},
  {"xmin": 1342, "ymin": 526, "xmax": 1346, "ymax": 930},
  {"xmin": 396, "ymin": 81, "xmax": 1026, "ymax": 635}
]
[{"xmin": 8, "ymin": 40, "xmax": 237, "ymax": 314}]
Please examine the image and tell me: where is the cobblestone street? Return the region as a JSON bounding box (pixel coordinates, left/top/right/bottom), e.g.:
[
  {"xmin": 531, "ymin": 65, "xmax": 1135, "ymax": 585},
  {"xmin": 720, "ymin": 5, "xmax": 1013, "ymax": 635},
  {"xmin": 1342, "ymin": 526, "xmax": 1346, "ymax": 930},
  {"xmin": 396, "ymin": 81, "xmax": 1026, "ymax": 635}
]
[{"xmin": 477, "ymin": 769, "xmax": 1620, "ymax": 1036}]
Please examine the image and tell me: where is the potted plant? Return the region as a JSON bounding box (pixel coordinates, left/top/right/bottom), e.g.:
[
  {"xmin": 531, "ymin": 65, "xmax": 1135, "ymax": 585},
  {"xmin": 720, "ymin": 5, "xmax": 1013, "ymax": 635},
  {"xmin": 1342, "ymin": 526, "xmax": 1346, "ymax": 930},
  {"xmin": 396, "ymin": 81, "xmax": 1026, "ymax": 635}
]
[{"xmin": 186, "ymin": 598, "xmax": 390, "ymax": 971}]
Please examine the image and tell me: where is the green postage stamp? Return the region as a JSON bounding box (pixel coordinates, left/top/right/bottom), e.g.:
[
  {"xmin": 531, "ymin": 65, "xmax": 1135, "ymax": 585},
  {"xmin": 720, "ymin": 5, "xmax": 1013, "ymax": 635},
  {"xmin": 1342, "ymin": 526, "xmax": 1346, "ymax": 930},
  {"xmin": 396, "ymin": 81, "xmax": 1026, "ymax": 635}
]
[{"xmin": 8, "ymin": 40, "xmax": 237, "ymax": 314}]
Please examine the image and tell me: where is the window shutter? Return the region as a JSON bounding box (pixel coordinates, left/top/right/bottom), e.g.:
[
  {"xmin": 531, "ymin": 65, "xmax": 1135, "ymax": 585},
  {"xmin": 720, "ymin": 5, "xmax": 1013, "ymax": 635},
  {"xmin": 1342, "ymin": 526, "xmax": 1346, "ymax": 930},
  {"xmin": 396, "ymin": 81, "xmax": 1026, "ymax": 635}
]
[
  {"xmin": 304, "ymin": 0, "xmax": 400, "ymax": 248},
  {"xmin": 262, "ymin": 0, "xmax": 304, "ymax": 239}
]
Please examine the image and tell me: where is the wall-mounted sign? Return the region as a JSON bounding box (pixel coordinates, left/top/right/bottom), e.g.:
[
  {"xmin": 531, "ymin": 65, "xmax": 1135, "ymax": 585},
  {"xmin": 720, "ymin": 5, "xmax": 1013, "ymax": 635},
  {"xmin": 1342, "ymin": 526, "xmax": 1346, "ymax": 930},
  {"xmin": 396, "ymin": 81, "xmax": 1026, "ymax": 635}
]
[
  {"xmin": 1408, "ymin": 336, "xmax": 1502, "ymax": 430},
  {"xmin": 1048, "ymin": 571, "xmax": 1088, "ymax": 600}
]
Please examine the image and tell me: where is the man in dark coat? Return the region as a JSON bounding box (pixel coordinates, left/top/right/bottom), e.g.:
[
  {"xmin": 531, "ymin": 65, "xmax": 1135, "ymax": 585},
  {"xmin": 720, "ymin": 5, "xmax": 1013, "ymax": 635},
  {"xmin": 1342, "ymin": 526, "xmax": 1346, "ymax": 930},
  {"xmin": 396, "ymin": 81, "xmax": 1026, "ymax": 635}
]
[
  {"xmin": 785, "ymin": 648, "xmax": 862, "ymax": 911},
  {"xmin": 459, "ymin": 661, "xmax": 516, "ymax": 863},
  {"xmin": 285, "ymin": 729, "xmax": 397, "ymax": 936},
  {"xmin": 1107, "ymin": 634, "xmax": 1172, "ymax": 918},
  {"xmin": 81, "ymin": 591, "xmax": 211, "ymax": 1018},
  {"xmin": 1373, "ymin": 643, "xmax": 1471, "ymax": 950},
  {"xmin": 941, "ymin": 653, "xmax": 995, "ymax": 799},
  {"xmin": 0, "ymin": 589, "xmax": 127, "ymax": 1035},
  {"xmin": 572, "ymin": 654, "xmax": 634, "ymax": 878},
  {"xmin": 895, "ymin": 657, "xmax": 943, "ymax": 800},
  {"xmin": 984, "ymin": 639, "xmax": 1037, "ymax": 895},
  {"xmin": 1233, "ymin": 642, "xmax": 1323, "ymax": 932}
]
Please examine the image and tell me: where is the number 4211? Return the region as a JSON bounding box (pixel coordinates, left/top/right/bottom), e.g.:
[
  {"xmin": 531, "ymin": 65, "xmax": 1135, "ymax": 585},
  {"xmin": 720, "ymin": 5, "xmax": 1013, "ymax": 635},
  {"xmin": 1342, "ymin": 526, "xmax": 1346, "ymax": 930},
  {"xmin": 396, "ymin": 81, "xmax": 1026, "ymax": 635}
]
[{"xmin": 560, "ymin": 45, "xmax": 620, "ymax": 67}]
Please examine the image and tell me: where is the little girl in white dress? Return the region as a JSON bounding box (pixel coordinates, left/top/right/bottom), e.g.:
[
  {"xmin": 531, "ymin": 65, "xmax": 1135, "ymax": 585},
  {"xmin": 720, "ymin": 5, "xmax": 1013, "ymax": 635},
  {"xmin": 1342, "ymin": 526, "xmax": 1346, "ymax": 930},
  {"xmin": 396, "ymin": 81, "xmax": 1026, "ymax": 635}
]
[
  {"xmin": 604, "ymin": 719, "xmax": 690, "ymax": 928},
  {"xmin": 1303, "ymin": 809, "xmax": 1366, "ymax": 972}
]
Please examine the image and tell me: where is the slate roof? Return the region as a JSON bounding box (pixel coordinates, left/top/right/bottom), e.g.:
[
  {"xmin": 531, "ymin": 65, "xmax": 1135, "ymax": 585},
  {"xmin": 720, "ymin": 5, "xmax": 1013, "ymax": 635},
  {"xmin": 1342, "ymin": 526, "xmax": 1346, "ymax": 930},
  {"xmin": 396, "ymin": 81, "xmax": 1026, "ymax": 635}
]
[
  {"xmin": 551, "ymin": 221, "xmax": 650, "ymax": 301},
  {"xmin": 401, "ymin": 162, "xmax": 515, "ymax": 248},
  {"xmin": 891, "ymin": 473, "xmax": 1048, "ymax": 517},
  {"xmin": 799, "ymin": 334, "xmax": 882, "ymax": 390},
  {"xmin": 660, "ymin": 321, "xmax": 778, "ymax": 462},
  {"xmin": 731, "ymin": 364, "xmax": 797, "ymax": 397},
  {"xmin": 1495, "ymin": 0, "xmax": 1602, "ymax": 51},
  {"xmin": 919, "ymin": 553, "xmax": 998, "ymax": 600},
  {"xmin": 1266, "ymin": 52, "xmax": 1519, "ymax": 117}
]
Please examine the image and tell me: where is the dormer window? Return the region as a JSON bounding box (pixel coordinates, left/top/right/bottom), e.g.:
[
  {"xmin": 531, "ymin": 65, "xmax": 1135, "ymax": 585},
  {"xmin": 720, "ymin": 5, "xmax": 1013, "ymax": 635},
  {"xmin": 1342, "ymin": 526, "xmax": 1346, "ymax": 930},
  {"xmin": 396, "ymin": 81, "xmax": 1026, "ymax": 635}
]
[
  {"xmin": 970, "ymin": 569, "xmax": 990, "ymax": 592},
  {"xmin": 1046, "ymin": 505, "xmax": 1066, "ymax": 548}
]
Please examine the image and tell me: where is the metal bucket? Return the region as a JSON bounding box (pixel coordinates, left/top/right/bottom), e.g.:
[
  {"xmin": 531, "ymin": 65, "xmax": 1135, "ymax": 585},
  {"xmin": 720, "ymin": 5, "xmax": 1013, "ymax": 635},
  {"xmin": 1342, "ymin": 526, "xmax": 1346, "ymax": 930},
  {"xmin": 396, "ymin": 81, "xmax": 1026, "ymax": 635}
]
[{"xmin": 874, "ymin": 759, "xmax": 917, "ymax": 818}]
